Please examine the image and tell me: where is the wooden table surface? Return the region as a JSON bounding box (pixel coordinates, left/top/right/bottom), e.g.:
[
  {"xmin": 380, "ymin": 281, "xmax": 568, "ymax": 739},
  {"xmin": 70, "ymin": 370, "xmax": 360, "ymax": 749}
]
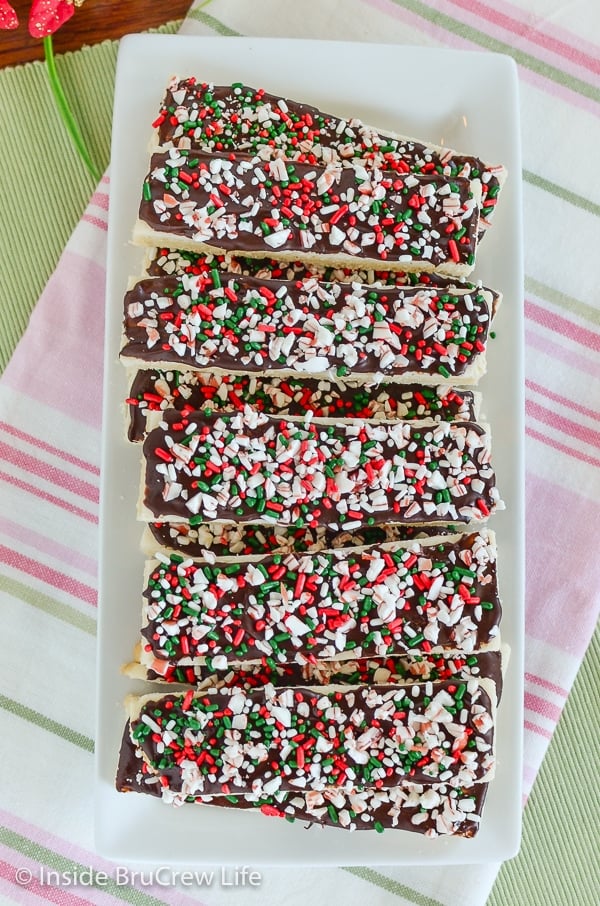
[{"xmin": 0, "ymin": 0, "xmax": 192, "ymax": 68}]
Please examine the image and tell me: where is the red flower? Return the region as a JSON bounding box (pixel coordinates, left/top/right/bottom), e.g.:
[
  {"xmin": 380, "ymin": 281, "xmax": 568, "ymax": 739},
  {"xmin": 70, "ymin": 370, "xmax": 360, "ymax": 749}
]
[
  {"xmin": 0, "ymin": 0, "xmax": 19, "ymax": 29},
  {"xmin": 29, "ymin": 0, "xmax": 76, "ymax": 37},
  {"xmin": 0, "ymin": 0, "xmax": 86, "ymax": 36}
]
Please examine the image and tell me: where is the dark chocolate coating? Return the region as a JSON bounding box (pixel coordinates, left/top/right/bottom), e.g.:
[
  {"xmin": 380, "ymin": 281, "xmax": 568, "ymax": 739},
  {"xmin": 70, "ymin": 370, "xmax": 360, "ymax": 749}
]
[
  {"xmin": 141, "ymin": 535, "xmax": 501, "ymax": 669},
  {"xmin": 141, "ymin": 409, "xmax": 500, "ymax": 527},
  {"xmin": 138, "ymin": 150, "xmax": 478, "ymax": 271},
  {"xmin": 126, "ymin": 368, "xmax": 477, "ymax": 443},
  {"xmin": 116, "ymin": 721, "xmax": 488, "ymax": 835},
  {"xmin": 121, "ymin": 273, "xmax": 490, "ymax": 379}
]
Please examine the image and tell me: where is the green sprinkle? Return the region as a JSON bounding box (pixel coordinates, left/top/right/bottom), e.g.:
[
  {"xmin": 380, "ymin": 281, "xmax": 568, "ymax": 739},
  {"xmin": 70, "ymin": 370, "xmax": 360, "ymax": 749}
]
[{"xmin": 455, "ymin": 683, "xmax": 467, "ymax": 701}]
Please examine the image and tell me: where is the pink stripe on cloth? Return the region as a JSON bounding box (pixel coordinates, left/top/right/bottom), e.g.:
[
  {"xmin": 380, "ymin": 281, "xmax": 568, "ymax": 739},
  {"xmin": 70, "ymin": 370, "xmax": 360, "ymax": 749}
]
[
  {"xmin": 525, "ymin": 328, "xmax": 599, "ymax": 380},
  {"xmin": 479, "ymin": 0, "xmax": 600, "ymax": 68},
  {"xmin": 526, "ymin": 425, "xmax": 600, "ymax": 469},
  {"xmin": 0, "ymin": 809, "xmax": 209, "ymax": 906},
  {"xmin": 0, "ymin": 471, "xmax": 98, "ymax": 524},
  {"xmin": 526, "ymin": 380, "xmax": 600, "ymax": 423},
  {"xmin": 525, "ymin": 672, "xmax": 569, "ymax": 698},
  {"xmin": 0, "ymin": 544, "xmax": 97, "ymax": 607},
  {"xmin": 90, "ymin": 191, "xmax": 110, "ymax": 212},
  {"xmin": 0, "ymin": 423, "xmax": 100, "ymax": 476},
  {"xmin": 0, "ymin": 441, "xmax": 99, "ymax": 505},
  {"xmin": 81, "ymin": 214, "xmax": 108, "ymax": 232},
  {"xmin": 524, "ymin": 691, "xmax": 562, "ymax": 724},
  {"xmin": 445, "ymin": 0, "xmax": 600, "ymax": 81},
  {"xmin": 526, "ymin": 399, "xmax": 600, "ymax": 451},
  {"xmin": 525, "ymin": 471, "xmax": 600, "ymax": 658},
  {"xmin": 0, "ymin": 855, "xmax": 97, "ymax": 906},
  {"xmin": 524, "ymin": 719, "xmax": 553, "ymax": 742},
  {"xmin": 2, "ymin": 250, "xmax": 106, "ymax": 430},
  {"xmin": 525, "ymin": 299, "xmax": 600, "ymax": 352},
  {"xmin": 0, "ymin": 876, "xmax": 50, "ymax": 906},
  {"xmin": 366, "ymin": 0, "xmax": 600, "ymax": 115},
  {"xmin": 0, "ymin": 516, "xmax": 98, "ymax": 579}
]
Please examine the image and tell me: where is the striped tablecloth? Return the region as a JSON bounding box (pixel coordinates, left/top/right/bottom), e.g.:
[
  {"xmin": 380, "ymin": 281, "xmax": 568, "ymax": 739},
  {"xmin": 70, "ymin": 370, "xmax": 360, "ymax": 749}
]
[{"xmin": 0, "ymin": 2, "xmax": 598, "ymax": 905}]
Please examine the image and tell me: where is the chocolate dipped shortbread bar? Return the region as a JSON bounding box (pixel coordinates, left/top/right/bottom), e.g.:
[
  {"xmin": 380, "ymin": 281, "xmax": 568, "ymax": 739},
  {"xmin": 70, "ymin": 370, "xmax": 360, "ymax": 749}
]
[
  {"xmin": 145, "ymin": 247, "xmax": 502, "ymax": 317},
  {"xmin": 121, "ymin": 272, "xmax": 493, "ymax": 383},
  {"xmin": 139, "ymin": 408, "xmax": 502, "ymax": 528},
  {"xmin": 133, "ymin": 531, "xmax": 500, "ymax": 680},
  {"xmin": 142, "ymin": 520, "xmax": 467, "ymax": 560},
  {"xmin": 143, "ymin": 521, "xmax": 472, "ymax": 560},
  {"xmin": 116, "ymin": 721, "xmax": 489, "ymax": 835},
  {"xmin": 152, "ymin": 78, "xmax": 505, "ymax": 234},
  {"xmin": 133, "ymin": 150, "xmax": 481, "ymax": 275},
  {"xmin": 125, "ymin": 678, "xmax": 496, "ymax": 798},
  {"xmin": 126, "ymin": 369, "xmax": 480, "ymax": 442},
  {"xmin": 129, "ymin": 632, "xmax": 504, "ymax": 698}
]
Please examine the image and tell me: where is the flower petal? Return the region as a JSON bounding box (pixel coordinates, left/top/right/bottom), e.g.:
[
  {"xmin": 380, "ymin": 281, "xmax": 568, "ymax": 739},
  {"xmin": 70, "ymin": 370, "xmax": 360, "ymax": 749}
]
[
  {"xmin": 29, "ymin": 0, "xmax": 75, "ymax": 38},
  {"xmin": 0, "ymin": 0, "xmax": 19, "ymax": 29}
]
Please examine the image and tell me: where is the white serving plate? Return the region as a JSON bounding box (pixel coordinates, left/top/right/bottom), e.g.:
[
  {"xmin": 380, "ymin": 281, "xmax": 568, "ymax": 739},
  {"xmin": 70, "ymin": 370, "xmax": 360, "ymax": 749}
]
[{"xmin": 96, "ymin": 34, "xmax": 524, "ymax": 865}]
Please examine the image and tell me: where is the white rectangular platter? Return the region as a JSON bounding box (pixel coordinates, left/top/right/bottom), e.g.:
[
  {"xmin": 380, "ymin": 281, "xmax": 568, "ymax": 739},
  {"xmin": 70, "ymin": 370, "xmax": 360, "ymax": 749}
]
[{"xmin": 96, "ymin": 33, "xmax": 524, "ymax": 865}]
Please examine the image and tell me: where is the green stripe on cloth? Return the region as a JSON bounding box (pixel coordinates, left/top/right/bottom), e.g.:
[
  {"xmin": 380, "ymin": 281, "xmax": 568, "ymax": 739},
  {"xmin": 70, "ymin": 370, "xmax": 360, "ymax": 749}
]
[
  {"xmin": 523, "ymin": 169, "xmax": 600, "ymax": 218},
  {"xmin": 0, "ymin": 20, "xmax": 181, "ymax": 374},
  {"xmin": 0, "ymin": 61, "xmax": 99, "ymax": 370},
  {"xmin": 0, "ymin": 694, "xmax": 94, "ymax": 752},
  {"xmin": 0, "ymin": 574, "xmax": 96, "ymax": 636},
  {"xmin": 344, "ymin": 867, "xmax": 446, "ymax": 906},
  {"xmin": 390, "ymin": 0, "xmax": 600, "ymax": 104},
  {"xmin": 525, "ymin": 276, "xmax": 600, "ymax": 327},
  {"xmin": 489, "ymin": 625, "xmax": 599, "ymax": 906},
  {"xmin": 0, "ymin": 825, "xmax": 184, "ymax": 906},
  {"xmin": 187, "ymin": 6, "xmax": 242, "ymax": 35}
]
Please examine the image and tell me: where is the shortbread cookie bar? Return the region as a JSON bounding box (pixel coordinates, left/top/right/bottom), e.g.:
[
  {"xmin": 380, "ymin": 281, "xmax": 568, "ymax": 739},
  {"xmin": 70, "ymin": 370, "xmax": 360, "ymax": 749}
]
[
  {"xmin": 121, "ymin": 272, "xmax": 493, "ymax": 383},
  {"xmin": 145, "ymin": 247, "xmax": 501, "ymax": 309},
  {"xmin": 135, "ymin": 532, "xmax": 500, "ymax": 677},
  {"xmin": 153, "ymin": 78, "xmax": 505, "ymax": 231},
  {"xmin": 142, "ymin": 520, "xmax": 464, "ymax": 559},
  {"xmin": 134, "ymin": 150, "xmax": 480, "ymax": 276},
  {"xmin": 128, "ymin": 639, "xmax": 503, "ymax": 700},
  {"xmin": 139, "ymin": 408, "xmax": 502, "ymax": 528},
  {"xmin": 116, "ymin": 721, "xmax": 488, "ymax": 835},
  {"xmin": 145, "ymin": 247, "xmax": 502, "ymax": 320},
  {"xmin": 126, "ymin": 369, "xmax": 480, "ymax": 442},
  {"xmin": 126, "ymin": 678, "xmax": 496, "ymax": 798},
  {"xmin": 147, "ymin": 245, "xmax": 363, "ymax": 282}
]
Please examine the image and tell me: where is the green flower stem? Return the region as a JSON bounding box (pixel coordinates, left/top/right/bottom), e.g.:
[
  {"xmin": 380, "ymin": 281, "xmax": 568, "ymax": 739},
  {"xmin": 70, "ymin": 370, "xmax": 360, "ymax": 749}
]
[{"xmin": 43, "ymin": 35, "xmax": 100, "ymax": 183}]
